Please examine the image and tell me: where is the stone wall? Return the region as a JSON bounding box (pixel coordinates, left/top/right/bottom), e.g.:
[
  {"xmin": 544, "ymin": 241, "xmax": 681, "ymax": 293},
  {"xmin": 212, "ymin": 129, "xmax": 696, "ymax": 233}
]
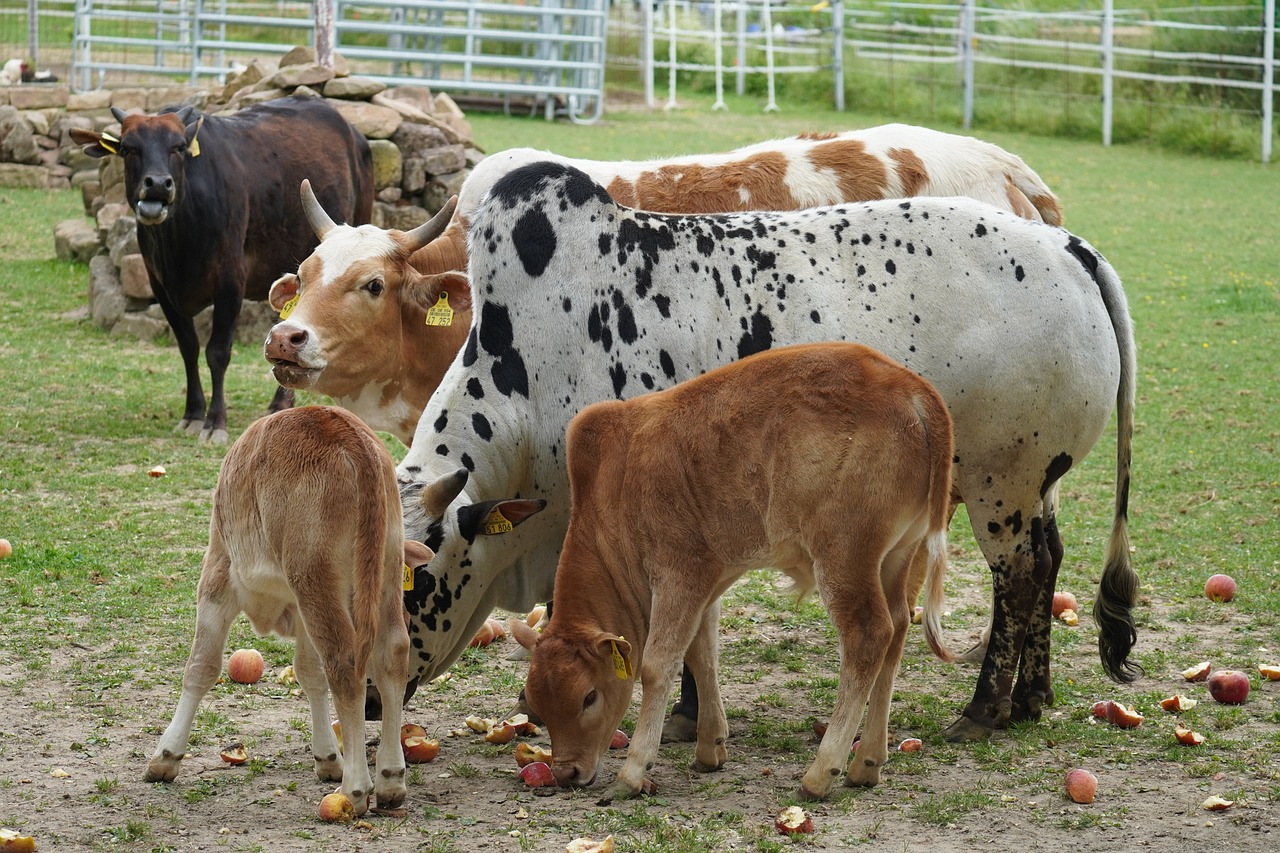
[{"xmin": 19, "ymin": 47, "xmax": 481, "ymax": 345}]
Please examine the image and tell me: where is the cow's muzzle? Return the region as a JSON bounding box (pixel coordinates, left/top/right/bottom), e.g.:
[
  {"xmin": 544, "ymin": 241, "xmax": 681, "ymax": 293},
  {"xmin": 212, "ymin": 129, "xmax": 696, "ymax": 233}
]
[{"xmin": 134, "ymin": 175, "xmax": 176, "ymax": 225}]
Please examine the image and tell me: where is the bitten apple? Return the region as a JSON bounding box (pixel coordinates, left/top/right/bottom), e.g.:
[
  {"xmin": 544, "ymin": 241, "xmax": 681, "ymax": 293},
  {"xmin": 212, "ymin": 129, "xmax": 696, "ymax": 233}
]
[
  {"xmin": 1204, "ymin": 574, "xmax": 1237, "ymax": 603},
  {"xmin": 1159, "ymin": 694, "xmax": 1197, "ymax": 713},
  {"xmin": 0, "ymin": 828, "xmax": 36, "ymax": 853},
  {"xmin": 565, "ymin": 836, "xmax": 615, "ymax": 853},
  {"xmin": 1052, "ymin": 591, "xmax": 1079, "ymax": 618},
  {"xmin": 227, "ymin": 648, "xmax": 264, "ymax": 684},
  {"xmin": 515, "ymin": 742, "xmax": 553, "ymax": 767},
  {"xmin": 1181, "ymin": 660, "xmax": 1212, "ymax": 682},
  {"xmin": 1207, "ymin": 669, "xmax": 1250, "ymax": 704},
  {"xmin": 400, "ymin": 723, "xmax": 427, "ymax": 747},
  {"xmin": 898, "ymin": 738, "xmax": 923, "ymax": 752},
  {"xmin": 775, "ymin": 806, "xmax": 814, "ymax": 835},
  {"xmin": 219, "ymin": 743, "xmax": 248, "ymax": 765},
  {"xmin": 1065, "ymin": 768, "xmax": 1097, "ymax": 804},
  {"xmin": 402, "ymin": 736, "xmax": 440, "ymax": 763},
  {"xmin": 1174, "ymin": 723, "xmax": 1205, "ymax": 746}
]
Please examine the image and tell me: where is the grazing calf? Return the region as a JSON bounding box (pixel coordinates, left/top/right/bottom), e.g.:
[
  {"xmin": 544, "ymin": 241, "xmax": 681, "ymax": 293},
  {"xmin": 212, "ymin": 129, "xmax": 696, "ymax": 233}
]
[
  {"xmin": 511, "ymin": 343, "xmax": 955, "ymax": 801},
  {"xmin": 143, "ymin": 406, "xmax": 413, "ymax": 815},
  {"xmin": 71, "ymin": 96, "xmax": 373, "ymax": 444},
  {"xmin": 264, "ymin": 123, "xmax": 1058, "ymax": 444}
]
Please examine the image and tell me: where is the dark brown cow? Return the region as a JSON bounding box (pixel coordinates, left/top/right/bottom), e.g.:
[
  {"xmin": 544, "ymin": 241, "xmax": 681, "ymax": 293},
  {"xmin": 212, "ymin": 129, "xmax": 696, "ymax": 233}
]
[{"xmin": 71, "ymin": 96, "xmax": 373, "ymax": 444}]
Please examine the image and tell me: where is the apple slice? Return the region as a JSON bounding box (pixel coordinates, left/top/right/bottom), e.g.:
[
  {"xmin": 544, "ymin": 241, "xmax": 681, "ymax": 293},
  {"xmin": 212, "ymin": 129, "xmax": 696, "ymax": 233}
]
[
  {"xmin": 1103, "ymin": 700, "xmax": 1144, "ymax": 728},
  {"xmin": 774, "ymin": 805, "xmax": 814, "ymax": 835},
  {"xmin": 1182, "ymin": 660, "xmax": 1212, "ymax": 682},
  {"xmin": 1258, "ymin": 663, "xmax": 1280, "ymax": 681},
  {"xmin": 219, "ymin": 743, "xmax": 249, "ymax": 765},
  {"xmin": 565, "ymin": 835, "xmax": 615, "ymax": 853},
  {"xmin": 1174, "ymin": 723, "xmax": 1204, "ymax": 746},
  {"xmin": 1159, "ymin": 694, "xmax": 1197, "ymax": 713},
  {"xmin": 1201, "ymin": 795, "xmax": 1234, "ymax": 811}
]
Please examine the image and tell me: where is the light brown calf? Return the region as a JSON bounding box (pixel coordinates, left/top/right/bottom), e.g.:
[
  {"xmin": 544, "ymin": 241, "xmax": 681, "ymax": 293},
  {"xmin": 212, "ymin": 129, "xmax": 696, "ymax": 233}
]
[
  {"xmin": 512, "ymin": 342, "xmax": 955, "ymax": 802},
  {"xmin": 143, "ymin": 406, "xmax": 417, "ymax": 815}
]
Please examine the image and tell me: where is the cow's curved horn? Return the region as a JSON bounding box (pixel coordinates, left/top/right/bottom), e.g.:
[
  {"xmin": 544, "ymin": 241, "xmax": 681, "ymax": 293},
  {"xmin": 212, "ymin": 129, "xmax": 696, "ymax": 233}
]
[
  {"xmin": 404, "ymin": 196, "xmax": 458, "ymax": 254},
  {"xmin": 110, "ymin": 106, "xmax": 127, "ymax": 124},
  {"xmin": 299, "ymin": 179, "xmax": 337, "ymax": 240},
  {"xmin": 175, "ymin": 105, "xmax": 195, "ymax": 124}
]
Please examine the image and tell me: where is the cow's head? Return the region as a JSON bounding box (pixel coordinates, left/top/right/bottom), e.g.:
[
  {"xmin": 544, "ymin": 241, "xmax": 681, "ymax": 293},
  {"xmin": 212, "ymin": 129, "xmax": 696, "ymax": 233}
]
[
  {"xmin": 512, "ymin": 619, "xmax": 634, "ymax": 788},
  {"xmin": 264, "ymin": 183, "xmax": 468, "ymax": 431},
  {"xmin": 69, "ymin": 105, "xmax": 204, "ymax": 226}
]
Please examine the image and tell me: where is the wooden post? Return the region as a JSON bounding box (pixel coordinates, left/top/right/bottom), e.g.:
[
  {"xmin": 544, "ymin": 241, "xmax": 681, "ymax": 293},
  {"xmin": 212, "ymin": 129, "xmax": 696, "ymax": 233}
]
[{"xmin": 315, "ymin": 0, "xmax": 335, "ymax": 70}]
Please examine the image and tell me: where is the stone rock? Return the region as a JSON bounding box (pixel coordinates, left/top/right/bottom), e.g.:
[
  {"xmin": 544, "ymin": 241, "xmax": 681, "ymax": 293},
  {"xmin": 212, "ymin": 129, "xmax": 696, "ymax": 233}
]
[
  {"xmin": 0, "ymin": 116, "xmax": 39, "ymax": 164},
  {"xmin": 218, "ymin": 59, "xmax": 270, "ymax": 103},
  {"xmin": 280, "ymin": 46, "xmax": 349, "ymax": 78},
  {"xmin": 107, "ymin": 214, "xmax": 140, "ymax": 265},
  {"xmin": 323, "ymin": 76, "xmax": 386, "ymax": 100},
  {"xmin": 421, "ymin": 144, "xmax": 466, "ymax": 176},
  {"xmin": 22, "ymin": 110, "xmax": 50, "ymax": 137},
  {"xmin": 0, "ymin": 162, "xmax": 48, "ymax": 187},
  {"xmin": 401, "ymin": 157, "xmax": 427, "ymax": 195},
  {"xmin": 110, "ymin": 89, "xmax": 151, "ymax": 113},
  {"xmin": 432, "ymin": 93, "xmax": 473, "ymax": 142},
  {"xmin": 232, "ymin": 87, "xmax": 289, "ymax": 108},
  {"xmin": 391, "ymin": 122, "xmax": 448, "ymax": 160},
  {"xmin": 74, "ymin": 174, "xmax": 99, "ymax": 195},
  {"xmin": 8, "ymin": 86, "xmax": 69, "ymax": 110},
  {"xmin": 369, "ymin": 139, "xmax": 403, "ymax": 190},
  {"xmin": 290, "ymin": 85, "xmax": 322, "ymax": 99},
  {"xmin": 111, "ymin": 310, "xmax": 170, "ymax": 343},
  {"xmin": 371, "ymin": 92, "xmax": 432, "ymax": 123},
  {"xmin": 376, "ymin": 186, "xmax": 402, "ymax": 203},
  {"xmin": 119, "ymin": 253, "xmax": 153, "ymax": 299},
  {"xmin": 373, "ymin": 201, "xmax": 430, "ymax": 231},
  {"xmin": 55, "ymin": 219, "xmax": 101, "ymax": 264},
  {"xmin": 96, "ymin": 202, "xmax": 131, "ymax": 240},
  {"xmin": 146, "ymin": 87, "xmax": 196, "ymax": 112},
  {"xmin": 265, "ymin": 62, "xmax": 335, "ymax": 90},
  {"xmin": 89, "ymin": 253, "xmax": 126, "ymax": 330},
  {"xmin": 67, "ymin": 90, "xmax": 113, "ymax": 111},
  {"xmin": 382, "ymin": 85, "xmax": 435, "ymax": 114},
  {"xmin": 424, "ymin": 170, "xmax": 468, "ymax": 213},
  {"xmin": 325, "ymin": 99, "xmax": 401, "ymax": 139}
]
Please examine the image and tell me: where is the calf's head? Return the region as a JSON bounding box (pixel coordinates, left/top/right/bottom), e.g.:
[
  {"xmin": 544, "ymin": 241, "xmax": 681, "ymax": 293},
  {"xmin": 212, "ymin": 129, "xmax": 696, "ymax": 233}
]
[
  {"xmin": 70, "ymin": 105, "xmax": 204, "ymax": 226},
  {"xmin": 512, "ymin": 621, "xmax": 635, "ymax": 788}
]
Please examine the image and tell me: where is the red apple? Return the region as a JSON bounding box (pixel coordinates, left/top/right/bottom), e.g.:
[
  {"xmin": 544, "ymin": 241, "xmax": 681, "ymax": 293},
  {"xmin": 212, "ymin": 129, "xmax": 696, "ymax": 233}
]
[
  {"xmin": 485, "ymin": 722, "xmax": 517, "ymax": 744},
  {"xmin": 518, "ymin": 761, "xmax": 556, "ymax": 788},
  {"xmin": 317, "ymin": 791, "xmax": 355, "ymax": 823},
  {"xmin": 1052, "ymin": 591, "xmax": 1079, "ymax": 618},
  {"xmin": 400, "ymin": 723, "xmax": 427, "ymax": 747},
  {"xmin": 774, "ymin": 805, "xmax": 814, "ymax": 835},
  {"xmin": 1090, "ymin": 700, "xmax": 1111, "ymax": 719},
  {"xmin": 1065, "ymin": 768, "xmax": 1097, "ymax": 804},
  {"xmin": 1207, "ymin": 669, "xmax": 1250, "ymax": 704},
  {"xmin": 1204, "ymin": 574, "xmax": 1237, "ymax": 603},
  {"xmin": 227, "ymin": 648, "xmax": 264, "ymax": 684},
  {"xmin": 469, "ymin": 620, "xmax": 496, "ymax": 648},
  {"xmin": 0, "ymin": 538, "xmax": 12, "ymax": 559},
  {"xmin": 487, "ymin": 617, "xmax": 507, "ymax": 640},
  {"xmin": 402, "ymin": 736, "xmax": 440, "ymax": 763},
  {"xmin": 515, "ymin": 742, "xmax": 552, "ymax": 767},
  {"xmin": 609, "ymin": 729, "xmax": 630, "ymax": 749},
  {"xmin": 219, "ymin": 743, "xmax": 248, "ymax": 765},
  {"xmin": 898, "ymin": 738, "xmax": 923, "ymax": 752}
]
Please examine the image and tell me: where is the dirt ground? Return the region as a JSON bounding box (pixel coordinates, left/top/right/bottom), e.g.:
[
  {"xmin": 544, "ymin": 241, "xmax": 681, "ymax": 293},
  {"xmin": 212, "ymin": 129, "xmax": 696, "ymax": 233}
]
[{"xmin": 2, "ymin": 568, "xmax": 1277, "ymax": 853}]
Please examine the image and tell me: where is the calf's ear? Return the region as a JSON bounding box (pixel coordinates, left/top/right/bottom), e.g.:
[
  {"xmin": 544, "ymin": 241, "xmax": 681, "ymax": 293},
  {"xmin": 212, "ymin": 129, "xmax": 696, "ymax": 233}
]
[
  {"xmin": 594, "ymin": 633, "xmax": 635, "ymax": 680},
  {"xmin": 510, "ymin": 619, "xmax": 540, "ymax": 652},
  {"xmin": 456, "ymin": 498, "xmax": 547, "ymax": 541}
]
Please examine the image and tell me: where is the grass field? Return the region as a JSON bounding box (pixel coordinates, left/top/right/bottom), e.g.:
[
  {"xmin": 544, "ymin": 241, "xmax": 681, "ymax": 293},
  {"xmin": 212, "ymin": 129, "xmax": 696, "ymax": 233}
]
[{"xmin": 0, "ymin": 101, "xmax": 1277, "ymax": 850}]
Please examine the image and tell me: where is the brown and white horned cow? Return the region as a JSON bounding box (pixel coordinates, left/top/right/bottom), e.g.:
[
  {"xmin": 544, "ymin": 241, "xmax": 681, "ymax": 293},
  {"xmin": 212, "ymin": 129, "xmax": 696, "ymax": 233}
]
[
  {"xmin": 143, "ymin": 406, "xmax": 418, "ymax": 816},
  {"xmin": 265, "ymin": 123, "xmax": 1060, "ymax": 445},
  {"xmin": 511, "ymin": 342, "xmax": 956, "ymax": 802}
]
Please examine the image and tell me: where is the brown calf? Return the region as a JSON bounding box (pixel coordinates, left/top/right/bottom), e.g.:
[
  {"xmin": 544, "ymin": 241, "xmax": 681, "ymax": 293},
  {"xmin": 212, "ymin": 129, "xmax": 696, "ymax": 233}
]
[
  {"xmin": 143, "ymin": 406, "xmax": 416, "ymax": 815},
  {"xmin": 513, "ymin": 342, "xmax": 955, "ymax": 802}
]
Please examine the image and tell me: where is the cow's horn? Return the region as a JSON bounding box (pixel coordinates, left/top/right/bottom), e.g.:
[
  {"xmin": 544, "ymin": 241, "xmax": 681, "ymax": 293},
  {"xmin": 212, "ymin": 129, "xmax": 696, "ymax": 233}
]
[
  {"xmin": 299, "ymin": 179, "xmax": 337, "ymax": 239},
  {"xmin": 405, "ymin": 196, "xmax": 458, "ymax": 253},
  {"xmin": 110, "ymin": 106, "xmax": 127, "ymax": 124}
]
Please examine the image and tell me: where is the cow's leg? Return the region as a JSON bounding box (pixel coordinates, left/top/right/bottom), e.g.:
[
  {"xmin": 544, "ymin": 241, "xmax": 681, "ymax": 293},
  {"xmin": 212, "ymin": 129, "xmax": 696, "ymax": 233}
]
[
  {"xmin": 846, "ymin": 541, "xmax": 915, "ymax": 789},
  {"xmin": 145, "ymin": 542, "xmax": 235, "ymax": 782},
  {"xmin": 150, "ymin": 287, "xmax": 206, "ymax": 436},
  {"xmin": 370, "ymin": 598, "xmax": 411, "ymax": 810},
  {"xmin": 686, "ymin": 600, "xmax": 728, "ymax": 773},
  {"xmin": 1011, "ymin": 505, "xmax": 1064, "ymax": 722},
  {"xmin": 291, "ymin": 624, "xmax": 343, "ymax": 785},
  {"xmin": 661, "ymin": 667, "xmax": 700, "ymax": 743},
  {"xmin": 944, "ymin": 497, "xmax": 1050, "ymax": 743},
  {"xmin": 267, "ymin": 385, "xmax": 295, "ymax": 414},
  {"xmin": 312, "ymin": 612, "xmax": 373, "ymax": 815},
  {"xmin": 802, "ymin": 545, "xmax": 894, "ymax": 801},
  {"xmin": 201, "ymin": 283, "xmax": 244, "ymax": 445}
]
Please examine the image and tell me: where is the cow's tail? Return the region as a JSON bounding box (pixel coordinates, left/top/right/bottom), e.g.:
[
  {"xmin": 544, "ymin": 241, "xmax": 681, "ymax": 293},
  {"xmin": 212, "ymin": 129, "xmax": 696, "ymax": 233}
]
[
  {"xmin": 920, "ymin": 389, "xmax": 956, "ymax": 663},
  {"xmin": 352, "ymin": 436, "xmax": 395, "ymax": 684},
  {"xmin": 1076, "ymin": 240, "xmax": 1141, "ymax": 683}
]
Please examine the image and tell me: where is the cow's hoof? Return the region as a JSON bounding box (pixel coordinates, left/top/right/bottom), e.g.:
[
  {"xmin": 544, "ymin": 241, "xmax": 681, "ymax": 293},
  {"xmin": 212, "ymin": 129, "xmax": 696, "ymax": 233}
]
[
  {"xmin": 958, "ymin": 640, "xmax": 988, "ymax": 664},
  {"xmin": 176, "ymin": 418, "xmax": 204, "ymax": 436},
  {"xmin": 943, "ymin": 715, "xmax": 994, "ymax": 743},
  {"xmin": 601, "ymin": 781, "xmax": 642, "ymax": 803},
  {"xmin": 660, "ymin": 712, "xmax": 698, "ymax": 743},
  {"xmin": 143, "ymin": 759, "xmax": 179, "ymax": 783},
  {"xmin": 200, "ymin": 427, "xmax": 229, "ymax": 445},
  {"xmin": 1010, "ymin": 693, "xmax": 1048, "ymax": 723},
  {"xmin": 845, "ymin": 762, "xmax": 881, "ymax": 788}
]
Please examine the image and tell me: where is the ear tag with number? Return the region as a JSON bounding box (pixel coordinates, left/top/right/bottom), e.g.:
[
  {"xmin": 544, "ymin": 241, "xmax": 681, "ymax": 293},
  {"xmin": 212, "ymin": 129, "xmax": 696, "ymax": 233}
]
[
  {"xmin": 98, "ymin": 132, "xmax": 119, "ymax": 154},
  {"xmin": 483, "ymin": 507, "xmax": 514, "ymax": 535},
  {"xmin": 425, "ymin": 292, "xmax": 454, "ymax": 327},
  {"xmin": 610, "ymin": 639, "xmax": 634, "ymax": 680},
  {"xmin": 279, "ymin": 293, "xmax": 299, "ymax": 319},
  {"xmin": 403, "ymin": 564, "xmax": 414, "ymax": 592}
]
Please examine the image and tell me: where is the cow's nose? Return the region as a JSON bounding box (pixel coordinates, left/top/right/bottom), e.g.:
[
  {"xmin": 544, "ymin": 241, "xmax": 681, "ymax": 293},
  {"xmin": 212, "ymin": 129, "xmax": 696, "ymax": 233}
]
[
  {"xmin": 143, "ymin": 174, "xmax": 174, "ymax": 194},
  {"xmin": 265, "ymin": 326, "xmax": 308, "ymax": 360}
]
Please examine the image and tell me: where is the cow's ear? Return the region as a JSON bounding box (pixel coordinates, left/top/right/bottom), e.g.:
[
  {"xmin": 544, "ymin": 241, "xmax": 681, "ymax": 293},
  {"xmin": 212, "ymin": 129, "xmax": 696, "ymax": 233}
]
[
  {"xmin": 268, "ymin": 273, "xmax": 299, "ymax": 313},
  {"xmin": 69, "ymin": 126, "xmax": 119, "ymax": 159},
  {"xmin": 456, "ymin": 497, "xmax": 546, "ymax": 541},
  {"xmin": 594, "ymin": 633, "xmax": 635, "ymax": 680},
  {"xmin": 509, "ymin": 619, "xmax": 540, "ymax": 653},
  {"xmin": 409, "ymin": 271, "xmax": 473, "ymax": 321}
]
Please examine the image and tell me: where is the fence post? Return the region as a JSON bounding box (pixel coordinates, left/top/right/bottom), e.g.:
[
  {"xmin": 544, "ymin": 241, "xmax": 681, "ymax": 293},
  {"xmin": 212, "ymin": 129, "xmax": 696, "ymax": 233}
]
[
  {"xmin": 832, "ymin": 0, "xmax": 844, "ymax": 111},
  {"xmin": 315, "ymin": 0, "xmax": 335, "ymax": 70},
  {"xmin": 1264, "ymin": 0, "xmax": 1275, "ymax": 164},
  {"xmin": 961, "ymin": 0, "xmax": 974, "ymax": 129},
  {"xmin": 642, "ymin": 1, "xmax": 654, "ymax": 107},
  {"xmin": 1102, "ymin": 0, "xmax": 1114, "ymax": 147}
]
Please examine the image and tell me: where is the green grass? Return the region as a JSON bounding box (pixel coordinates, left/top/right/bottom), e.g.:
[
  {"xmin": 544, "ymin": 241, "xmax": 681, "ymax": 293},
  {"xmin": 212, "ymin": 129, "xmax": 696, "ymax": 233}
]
[{"xmin": 0, "ymin": 103, "xmax": 1277, "ymax": 849}]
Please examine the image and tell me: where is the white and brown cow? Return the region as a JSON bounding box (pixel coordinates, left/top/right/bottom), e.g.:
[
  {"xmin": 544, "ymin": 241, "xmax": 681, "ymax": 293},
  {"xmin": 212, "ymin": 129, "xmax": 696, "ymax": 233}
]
[
  {"xmin": 395, "ymin": 162, "xmax": 1138, "ymax": 746},
  {"xmin": 510, "ymin": 342, "xmax": 955, "ymax": 801},
  {"xmin": 143, "ymin": 406, "xmax": 416, "ymax": 816},
  {"xmin": 264, "ymin": 124, "xmax": 1060, "ymax": 445}
]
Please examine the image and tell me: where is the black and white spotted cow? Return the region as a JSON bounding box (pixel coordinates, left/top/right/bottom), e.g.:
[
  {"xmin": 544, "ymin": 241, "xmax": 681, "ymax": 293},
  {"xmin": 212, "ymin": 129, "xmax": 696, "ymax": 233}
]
[{"xmin": 395, "ymin": 162, "xmax": 1138, "ymax": 744}]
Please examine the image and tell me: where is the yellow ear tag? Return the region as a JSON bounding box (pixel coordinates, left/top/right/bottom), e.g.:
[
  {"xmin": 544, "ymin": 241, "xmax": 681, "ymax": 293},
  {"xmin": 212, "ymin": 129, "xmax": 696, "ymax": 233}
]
[
  {"xmin": 189, "ymin": 136, "xmax": 200, "ymax": 158},
  {"xmin": 425, "ymin": 292, "xmax": 454, "ymax": 327},
  {"xmin": 403, "ymin": 564, "xmax": 414, "ymax": 592},
  {"xmin": 279, "ymin": 294, "xmax": 299, "ymax": 319},
  {"xmin": 98, "ymin": 132, "xmax": 119, "ymax": 154},
  {"xmin": 483, "ymin": 507, "xmax": 514, "ymax": 536},
  {"xmin": 610, "ymin": 639, "xmax": 634, "ymax": 680}
]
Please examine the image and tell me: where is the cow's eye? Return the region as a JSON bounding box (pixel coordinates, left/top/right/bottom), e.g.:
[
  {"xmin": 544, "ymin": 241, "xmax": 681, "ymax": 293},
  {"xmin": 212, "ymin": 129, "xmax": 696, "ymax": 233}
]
[
  {"xmin": 583, "ymin": 689, "xmax": 597, "ymax": 710},
  {"xmin": 365, "ymin": 278, "xmax": 384, "ymax": 296}
]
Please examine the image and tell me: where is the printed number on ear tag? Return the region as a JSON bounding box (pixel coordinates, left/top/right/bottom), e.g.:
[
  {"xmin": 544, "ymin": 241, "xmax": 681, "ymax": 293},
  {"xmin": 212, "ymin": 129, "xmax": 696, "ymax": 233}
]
[
  {"xmin": 610, "ymin": 640, "xmax": 634, "ymax": 680},
  {"xmin": 425, "ymin": 293, "xmax": 454, "ymax": 327},
  {"xmin": 403, "ymin": 564, "xmax": 414, "ymax": 592},
  {"xmin": 483, "ymin": 508, "xmax": 514, "ymax": 535},
  {"xmin": 279, "ymin": 294, "xmax": 299, "ymax": 319}
]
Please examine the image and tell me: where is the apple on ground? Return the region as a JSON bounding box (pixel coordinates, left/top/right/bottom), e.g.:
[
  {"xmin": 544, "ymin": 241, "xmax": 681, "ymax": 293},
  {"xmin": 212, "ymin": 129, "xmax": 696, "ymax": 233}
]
[
  {"xmin": 518, "ymin": 761, "xmax": 556, "ymax": 788},
  {"xmin": 1059, "ymin": 609, "xmax": 1079, "ymax": 627},
  {"xmin": 402, "ymin": 736, "xmax": 440, "ymax": 763},
  {"xmin": 1203, "ymin": 573, "xmax": 1237, "ymax": 603},
  {"xmin": 1258, "ymin": 663, "xmax": 1280, "ymax": 681},
  {"xmin": 1159, "ymin": 694, "xmax": 1197, "ymax": 713},
  {"xmin": 1181, "ymin": 660, "xmax": 1212, "ymax": 682},
  {"xmin": 1092, "ymin": 700, "xmax": 1143, "ymax": 728},
  {"xmin": 775, "ymin": 805, "xmax": 814, "ymax": 835},
  {"xmin": 565, "ymin": 835, "xmax": 615, "ymax": 853},
  {"xmin": 911, "ymin": 606, "xmax": 924, "ymax": 624},
  {"xmin": 1207, "ymin": 669, "xmax": 1250, "ymax": 704},
  {"xmin": 1174, "ymin": 723, "xmax": 1205, "ymax": 746},
  {"xmin": 469, "ymin": 620, "xmax": 497, "ymax": 648},
  {"xmin": 515, "ymin": 742, "xmax": 553, "ymax": 767},
  {"xmin": 1052, "ymin": 591, "xmax": 1078, "ymax": 618},
  {"xmin": 0, "ymin": 828, "xmax": 36, "ymax": 853},
  {"xmin": 486, "ymin": 617, "xmax": 506, "ymax": 640},
  {"xmin": 1202, "ymin": 795, "xmax": 1234, "ymax": 811},
  {"xmin": 227, "ymin": 648, "xmax": 264, "ymax": 684},
  {"xmin": 898, "ymin": 738, "xmax": 923, "ymax": 752},
  {"xmin": 609, "ymin": 729, "xmax": 630, "ymax": 749},
  {"xmin": 525, "ymin": 605, "xmax": 546, "ymax": 627},
  {"xmin": 0, "ymin": 538, "xmax": 12, "ymax": 559},
  {"xmin": 1065, "ymin": 768, "xmax": 1097, "ymax": 803},
  {"xmin": 485, "ymin": 722, "xmax": 517, "ymax": 744},
  {"xmin": 400, "ymin": 723, "xmax": 427, "ymax": 747},
  {"xmin": 219, "ymin": 743, "xmax": 249, "ymax": 765},
  {"xmin": 317, "ymin": 791, "xmax": 355, "ymax": 823}
]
